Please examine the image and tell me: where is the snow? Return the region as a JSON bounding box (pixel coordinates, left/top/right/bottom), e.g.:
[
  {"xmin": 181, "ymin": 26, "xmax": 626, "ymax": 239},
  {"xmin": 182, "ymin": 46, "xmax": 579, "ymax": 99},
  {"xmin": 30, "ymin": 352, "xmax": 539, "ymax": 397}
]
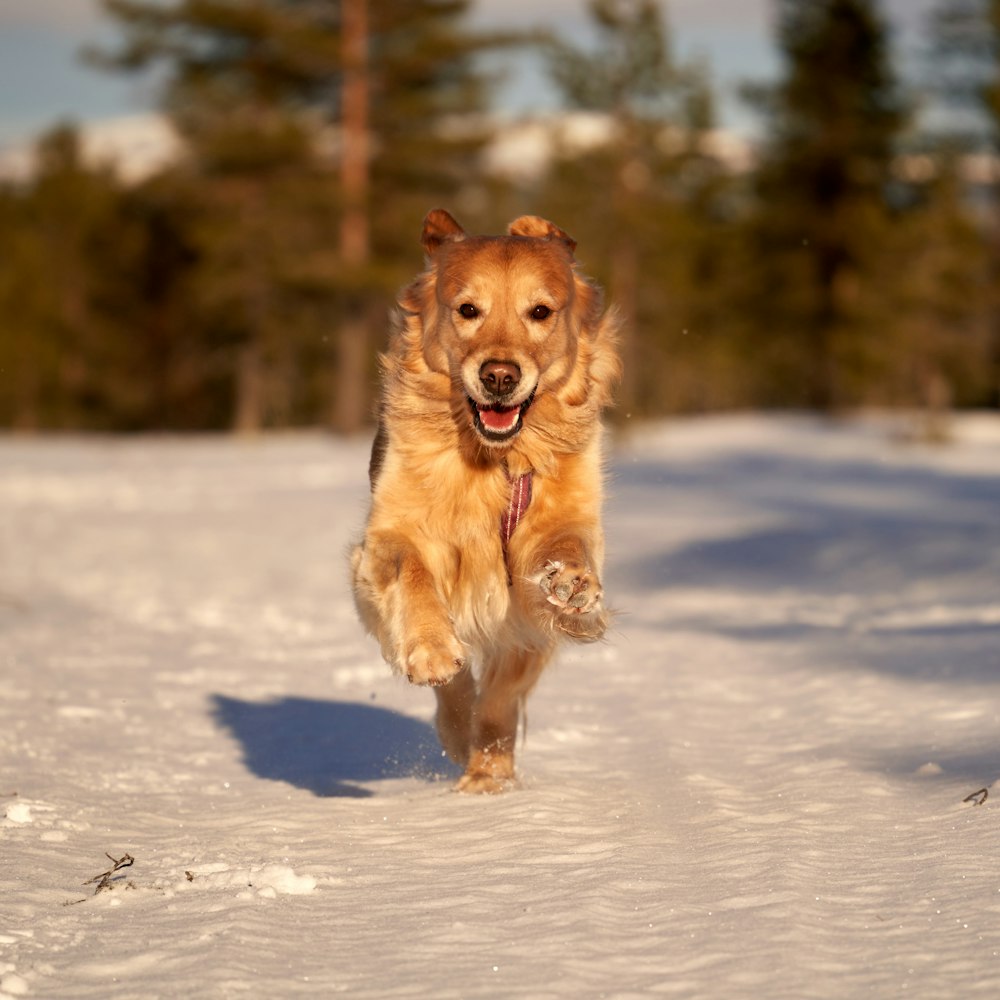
[{"xmin": 2, "ymin": 414, "xmax": 999, "ymax": 998}]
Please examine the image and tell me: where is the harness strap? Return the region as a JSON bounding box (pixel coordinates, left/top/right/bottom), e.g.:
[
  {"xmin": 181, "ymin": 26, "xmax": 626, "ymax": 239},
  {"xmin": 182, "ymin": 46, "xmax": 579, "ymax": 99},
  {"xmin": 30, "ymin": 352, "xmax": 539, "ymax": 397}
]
[{"xmin": 500, "ymin": 470, "xmax": 533, "ymax": 585}]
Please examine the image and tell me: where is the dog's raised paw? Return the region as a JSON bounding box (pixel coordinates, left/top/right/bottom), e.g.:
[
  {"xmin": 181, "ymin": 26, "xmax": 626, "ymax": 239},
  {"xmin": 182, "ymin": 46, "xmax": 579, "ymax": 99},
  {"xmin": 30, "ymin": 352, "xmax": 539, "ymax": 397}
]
[
  {"xmin": 404, "ymin": 635, "xmax": 466, "ymax": 687},
  {"xmin": 540, "ymin": 559, "xmax": 602, "ymax": 612},
  {"xmin": 538, "ymin": 560, "xmax": 607, "ymax": 640}
]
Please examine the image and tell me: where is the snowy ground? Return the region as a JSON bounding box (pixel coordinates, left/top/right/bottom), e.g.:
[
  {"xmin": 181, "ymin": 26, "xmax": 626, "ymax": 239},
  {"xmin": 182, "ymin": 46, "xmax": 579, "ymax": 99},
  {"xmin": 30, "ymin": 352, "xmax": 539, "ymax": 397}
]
[{"xmin": 2, "ymin": 414, "xmax": 1000, "ymax": 999}]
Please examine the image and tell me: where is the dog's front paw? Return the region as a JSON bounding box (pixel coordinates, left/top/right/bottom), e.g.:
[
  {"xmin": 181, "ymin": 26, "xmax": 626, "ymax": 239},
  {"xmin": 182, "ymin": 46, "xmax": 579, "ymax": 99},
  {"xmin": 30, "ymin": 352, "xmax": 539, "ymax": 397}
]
[
  {"xmin": 404, "ymin": 632, "xmax": 466, "ymax": 687},
  {"xmin": 538, "ymin": 560, "xmax": 608, "ymax": 641},
  {"xmin": 540, "ymin": 559, "xmax": 602, "ymax": 613}
]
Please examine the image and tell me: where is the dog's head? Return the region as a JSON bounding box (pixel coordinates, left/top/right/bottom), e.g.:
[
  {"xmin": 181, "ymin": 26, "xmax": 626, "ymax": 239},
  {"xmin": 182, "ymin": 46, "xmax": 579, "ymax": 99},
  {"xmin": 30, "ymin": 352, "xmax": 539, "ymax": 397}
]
[{"xmin": 399, "ymin": 209, "xmax": 615, "ymax": 455}]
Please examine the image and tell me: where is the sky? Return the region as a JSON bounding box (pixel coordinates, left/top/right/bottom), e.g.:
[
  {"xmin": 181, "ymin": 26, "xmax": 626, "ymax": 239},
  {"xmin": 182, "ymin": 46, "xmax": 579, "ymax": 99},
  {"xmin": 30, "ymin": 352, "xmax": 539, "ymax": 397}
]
[{"xmin": 0, "ymin": 0, "xmax": 937, "ymax": 148}]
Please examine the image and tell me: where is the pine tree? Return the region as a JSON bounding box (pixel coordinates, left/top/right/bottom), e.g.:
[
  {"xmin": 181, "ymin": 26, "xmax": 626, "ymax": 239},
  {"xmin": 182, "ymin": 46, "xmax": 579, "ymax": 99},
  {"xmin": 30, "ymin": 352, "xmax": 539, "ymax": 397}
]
[
  {"xmin": 929, "ymin": 0, "xmax": 1000, "ymax": 406},
  {"xmin": 744, "ymin": 0, "xmax": 906, "ymax": 410},
  {"xmin": 0, "ymin": 186, "xmax": 50, "ymax": 429},
  {"xmin": 0, "ymin": 126, "xmax": 147, "ymax": 429},
  {"xmin": 888, "ymin": 162, "xmax": 992, "ymax": 424},
  {"xmin": 96, "ymin": 1, "xmax": 338, "ymax": 431},
  {"xmin": 334, "ymin": 0, "xmax": 507, "ymax": 430},
  {"xmin": 540, "ymin": 0, "xmax": 724, "ymax": 416},
  {"xmin": 96, "ymin": 0, "xmax": 509, "ymax": 432}
]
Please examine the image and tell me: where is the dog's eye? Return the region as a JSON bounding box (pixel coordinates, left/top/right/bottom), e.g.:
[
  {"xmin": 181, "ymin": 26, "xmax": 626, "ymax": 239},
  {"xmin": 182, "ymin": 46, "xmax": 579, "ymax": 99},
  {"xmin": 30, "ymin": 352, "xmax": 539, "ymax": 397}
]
[
  {"xmin": 458, "ymin": 303, "xmax": 479, "ymax": 320},
  {"xmin": 530, "ymin": 304, "xmax": 552, "ymax": 321}
]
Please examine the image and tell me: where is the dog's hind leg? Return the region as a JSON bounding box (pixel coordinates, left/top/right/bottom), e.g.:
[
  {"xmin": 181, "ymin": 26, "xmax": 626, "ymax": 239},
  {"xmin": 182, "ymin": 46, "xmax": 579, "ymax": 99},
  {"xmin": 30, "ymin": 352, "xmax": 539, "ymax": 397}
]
[
  {"xmin": 455, "ymin": 647, "xmax": 551, "ymax": 794},
  {"xmin": 434, "ymin": 666, "xmax": 476, "ymax": 766}
]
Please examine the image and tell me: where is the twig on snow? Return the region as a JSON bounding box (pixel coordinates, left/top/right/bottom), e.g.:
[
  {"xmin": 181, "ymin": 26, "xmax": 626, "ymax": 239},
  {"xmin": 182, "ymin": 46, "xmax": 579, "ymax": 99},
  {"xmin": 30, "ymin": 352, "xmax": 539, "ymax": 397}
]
[
  {"xmin": 963, "ymin": 788, "xmax": 988, "ymax": 807},
  {"xmin": 83, "ymin": 852, "xmax": 135, "ymax": 894}
]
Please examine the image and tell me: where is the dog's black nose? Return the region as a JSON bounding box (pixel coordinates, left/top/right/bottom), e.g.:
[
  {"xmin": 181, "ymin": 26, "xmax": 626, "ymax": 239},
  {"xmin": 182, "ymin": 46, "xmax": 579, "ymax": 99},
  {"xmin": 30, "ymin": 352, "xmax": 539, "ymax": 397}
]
[{"xmin": 479, "ymin": 360, "xmax": 521, "ymax": 397}]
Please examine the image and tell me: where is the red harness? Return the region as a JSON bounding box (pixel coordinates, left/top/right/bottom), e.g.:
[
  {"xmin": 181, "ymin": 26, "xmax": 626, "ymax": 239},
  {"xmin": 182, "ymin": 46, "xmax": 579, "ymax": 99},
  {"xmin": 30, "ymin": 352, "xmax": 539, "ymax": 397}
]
[{"xmin": 500, "ymin": 470, "xmax": 533, "ymax": 584}]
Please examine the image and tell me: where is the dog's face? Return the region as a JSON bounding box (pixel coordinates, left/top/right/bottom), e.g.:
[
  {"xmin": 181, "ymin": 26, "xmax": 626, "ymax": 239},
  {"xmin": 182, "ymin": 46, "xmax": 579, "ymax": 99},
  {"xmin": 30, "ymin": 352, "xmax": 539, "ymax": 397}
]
[{"xmin": 404, "ymin": 210, "xmax": 597, "ymax": 450}]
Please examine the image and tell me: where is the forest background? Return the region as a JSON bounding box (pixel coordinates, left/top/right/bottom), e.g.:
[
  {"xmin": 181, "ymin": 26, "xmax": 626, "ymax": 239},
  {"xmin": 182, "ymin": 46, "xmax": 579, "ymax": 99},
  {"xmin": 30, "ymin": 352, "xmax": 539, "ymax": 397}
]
[{"xmin": 3, "ymin": 0, "xmax": 1000, "ymax": 433}]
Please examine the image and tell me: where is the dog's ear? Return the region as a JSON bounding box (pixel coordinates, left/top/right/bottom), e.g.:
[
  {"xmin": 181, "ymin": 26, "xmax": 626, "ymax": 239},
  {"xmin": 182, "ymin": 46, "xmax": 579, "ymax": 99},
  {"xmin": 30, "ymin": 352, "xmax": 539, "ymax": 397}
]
[
  {"xmin": 421, "ymin": 209, "xmax": 466, "ymax": 256},
  {"xmin": 507, "ymin": 215, "xmax": 577, "ymax": 254}
]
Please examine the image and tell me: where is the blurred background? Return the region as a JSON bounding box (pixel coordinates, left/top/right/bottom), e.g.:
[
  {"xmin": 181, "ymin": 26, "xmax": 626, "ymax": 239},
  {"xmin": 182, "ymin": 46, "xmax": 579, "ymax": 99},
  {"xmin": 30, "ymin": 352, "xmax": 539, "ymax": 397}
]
[{"xmin": 0, "ymin": 0, "xmax": 997, "ymax": 434}]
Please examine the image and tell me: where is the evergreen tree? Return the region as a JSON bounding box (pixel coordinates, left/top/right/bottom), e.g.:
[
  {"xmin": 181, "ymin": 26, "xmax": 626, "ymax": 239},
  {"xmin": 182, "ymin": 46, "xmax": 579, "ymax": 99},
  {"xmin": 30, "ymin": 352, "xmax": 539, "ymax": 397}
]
[
  {"xmin": 929, "ymin": 0, "xmax": 1000, "ymax": 406},
  {"xmin": 540, "ymin": 0, "xmax": 727, "ymax": 416},
  {"xmin": 96, "ymin": 0, "xmax": 509, "ymax": 432},
  {"xmin": 0, "ymin": 126, "xmax": 148, "ymax": 429},
  {"xmin": 336, "ymin": 0, "xmax": 507, "ymax": 429},
  {"xmin": 96, "ymin": 0, "xmax": 343, "ymax": 431},
  {"xmin": 888, "ymin": 162, "xmax": 992, "ymax": 423},
  {"xmin": 744, "ymin": 0, "xmax": 906, "ymax": 410}
]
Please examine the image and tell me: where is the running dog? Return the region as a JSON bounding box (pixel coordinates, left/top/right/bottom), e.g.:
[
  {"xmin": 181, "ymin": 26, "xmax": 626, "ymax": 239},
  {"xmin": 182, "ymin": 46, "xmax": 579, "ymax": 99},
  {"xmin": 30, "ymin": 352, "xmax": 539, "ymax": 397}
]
[{"xmin": 351, "ymin": 209, "xmax": 620, "ymax": 792}]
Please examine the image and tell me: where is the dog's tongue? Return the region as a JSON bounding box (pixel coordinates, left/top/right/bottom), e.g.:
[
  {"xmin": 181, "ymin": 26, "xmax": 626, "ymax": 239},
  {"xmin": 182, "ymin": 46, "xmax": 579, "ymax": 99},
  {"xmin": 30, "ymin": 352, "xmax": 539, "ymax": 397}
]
[{"xmin": 478, "ymin": 405, "xmax": 520, "ymax": 433}]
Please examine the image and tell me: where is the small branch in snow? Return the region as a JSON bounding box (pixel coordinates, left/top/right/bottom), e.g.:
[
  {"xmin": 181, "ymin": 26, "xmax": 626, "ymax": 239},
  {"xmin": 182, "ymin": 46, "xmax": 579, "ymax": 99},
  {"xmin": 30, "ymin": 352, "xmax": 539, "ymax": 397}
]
[
  {"xmin": 83, "ymin": 852, "xmax": 135, "ymax": 894},
  {"xmin": 963, "ymin": 788, "xmax": 988, "ymax": 807}
]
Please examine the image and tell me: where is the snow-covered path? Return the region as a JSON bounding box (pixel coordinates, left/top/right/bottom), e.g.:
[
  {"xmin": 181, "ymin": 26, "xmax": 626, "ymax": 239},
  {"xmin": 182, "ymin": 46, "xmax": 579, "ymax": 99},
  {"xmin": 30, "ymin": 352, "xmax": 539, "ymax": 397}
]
[{"xmin": 2, "ymin": 416, "xmax": 999, "ymax": 998}]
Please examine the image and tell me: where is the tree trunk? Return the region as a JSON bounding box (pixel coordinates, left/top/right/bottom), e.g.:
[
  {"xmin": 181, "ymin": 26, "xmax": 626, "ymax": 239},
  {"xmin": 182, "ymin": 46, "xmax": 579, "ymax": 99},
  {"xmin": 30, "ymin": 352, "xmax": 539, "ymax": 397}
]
[
  {"xmin": 333, "ymin": 0, "xmax": 371, "ymax": 434},
  {"xmin": 233, "ymin": 341, "xmax": 265, "ymax": 434}
]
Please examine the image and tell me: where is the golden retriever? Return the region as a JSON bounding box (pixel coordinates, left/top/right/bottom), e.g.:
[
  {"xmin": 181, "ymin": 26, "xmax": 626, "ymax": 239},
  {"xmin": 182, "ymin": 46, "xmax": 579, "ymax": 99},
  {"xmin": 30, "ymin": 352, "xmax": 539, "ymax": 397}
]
[{"xmin": 351, "ymin": 209, "xmax": 621, "ymax": 793}]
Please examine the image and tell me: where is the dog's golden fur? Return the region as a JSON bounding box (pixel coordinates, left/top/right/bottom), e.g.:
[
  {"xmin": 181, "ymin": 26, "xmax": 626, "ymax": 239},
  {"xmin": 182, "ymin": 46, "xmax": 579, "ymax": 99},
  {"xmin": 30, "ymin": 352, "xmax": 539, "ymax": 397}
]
[{"xmin": 351, "ymin": 209, "xmax": 620, "ymax": 792}]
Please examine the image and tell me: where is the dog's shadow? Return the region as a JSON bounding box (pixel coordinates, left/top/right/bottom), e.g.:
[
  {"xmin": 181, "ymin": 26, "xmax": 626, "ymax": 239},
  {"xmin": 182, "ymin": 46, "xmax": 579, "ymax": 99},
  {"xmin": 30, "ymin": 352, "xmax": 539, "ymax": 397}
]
[{"xmin": 210, "ymin": 694, "xmax": 458, "ymax": 798}]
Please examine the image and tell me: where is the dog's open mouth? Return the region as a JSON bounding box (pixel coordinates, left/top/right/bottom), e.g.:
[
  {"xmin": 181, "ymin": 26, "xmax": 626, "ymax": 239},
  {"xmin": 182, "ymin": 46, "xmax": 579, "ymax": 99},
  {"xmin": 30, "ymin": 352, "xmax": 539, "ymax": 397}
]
[{"xmin": 468, "ymin": 394, "xmax": 534, "ymax": 443}]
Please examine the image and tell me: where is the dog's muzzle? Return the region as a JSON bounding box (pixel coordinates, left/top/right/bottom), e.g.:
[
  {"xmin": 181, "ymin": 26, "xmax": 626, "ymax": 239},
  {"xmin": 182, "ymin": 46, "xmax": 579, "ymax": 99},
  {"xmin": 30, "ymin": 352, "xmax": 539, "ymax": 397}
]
[
  {"xmin": 468, "ymin": 390, "xmax": 535, "ymax": 443},
  {"xmin": 467, "ymin": 358, "xmax": 534, "ymax": 443}
]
